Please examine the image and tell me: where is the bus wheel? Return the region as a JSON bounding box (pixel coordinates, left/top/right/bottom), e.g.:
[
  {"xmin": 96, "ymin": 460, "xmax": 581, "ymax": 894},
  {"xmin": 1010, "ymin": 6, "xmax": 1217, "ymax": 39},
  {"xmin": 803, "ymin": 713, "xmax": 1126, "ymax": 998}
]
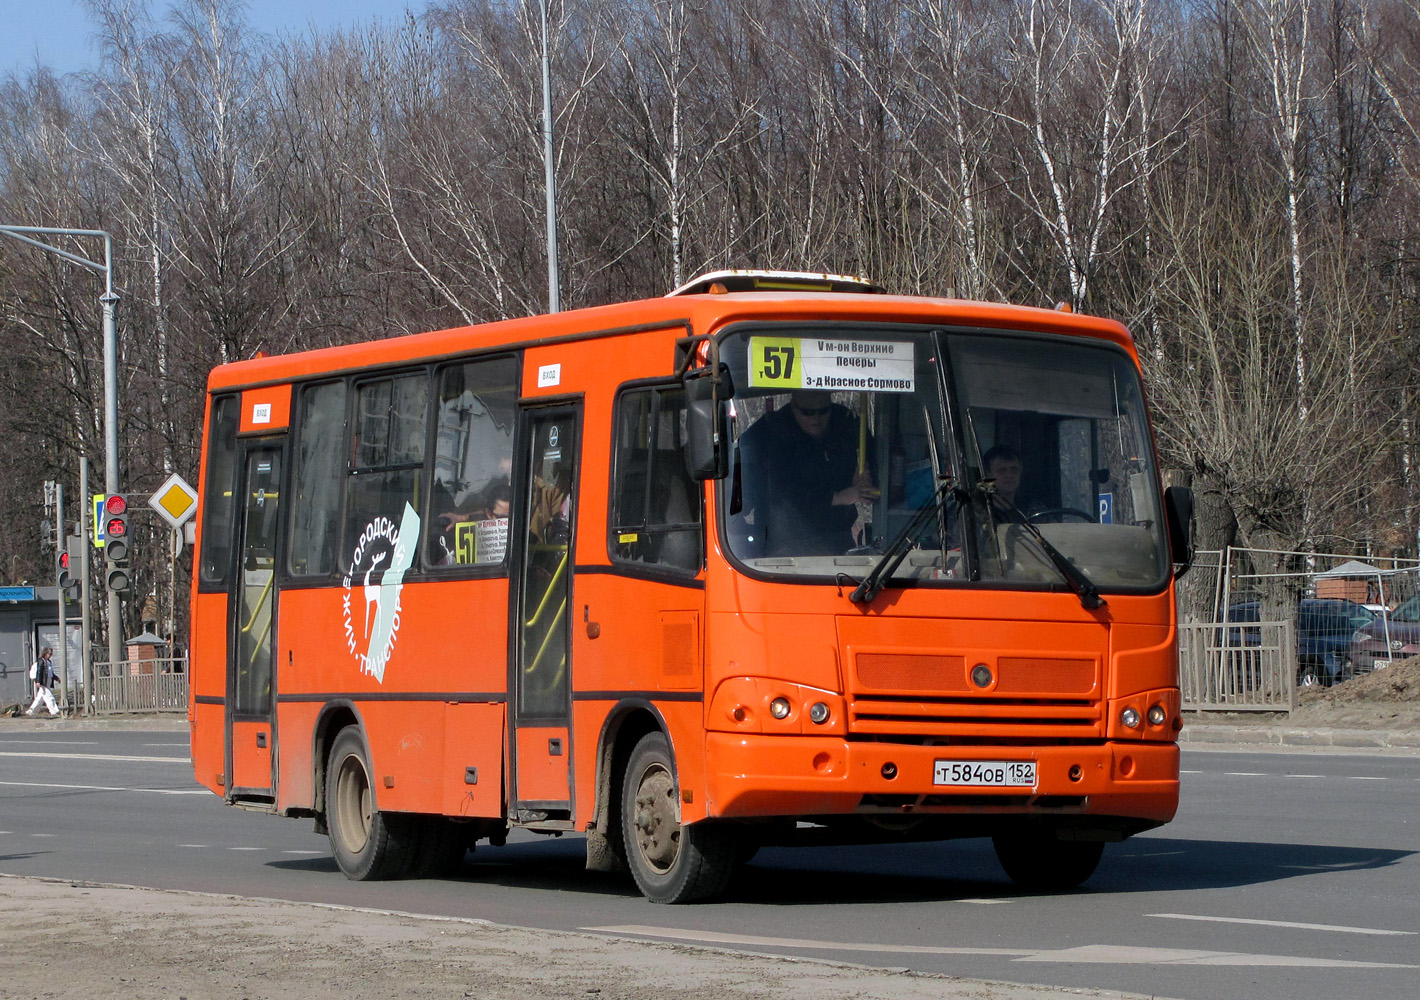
[
  {"xmin": 326, "ymin": 728, "xmax": 414, "ymax": 880},
  {"xmin": 409, "ymin": 817, "xmax": 471, "ymax": 878},
  {"xmin": 621, "ymin": 732, "xmax": 734, "ymax": 903},
  {"xmin": 992, "ymin": 833, "xmax": 1103, "ymax": 891}
]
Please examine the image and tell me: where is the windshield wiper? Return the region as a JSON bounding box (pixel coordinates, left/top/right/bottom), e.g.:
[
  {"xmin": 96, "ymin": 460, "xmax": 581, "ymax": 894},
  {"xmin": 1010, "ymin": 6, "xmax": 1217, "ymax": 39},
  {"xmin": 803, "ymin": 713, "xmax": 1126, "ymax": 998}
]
[
  {"xmin": 850, "ymin": 478, "xmax": 964, "ymax": 604},
  {"xmin": 982, "ymin": 484, "xmax": 1107, "ymax": 611}
]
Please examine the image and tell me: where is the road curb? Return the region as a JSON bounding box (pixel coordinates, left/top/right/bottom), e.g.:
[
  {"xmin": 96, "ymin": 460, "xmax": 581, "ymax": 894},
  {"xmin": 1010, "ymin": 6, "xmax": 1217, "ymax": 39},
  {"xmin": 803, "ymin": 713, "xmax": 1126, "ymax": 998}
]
[
  {"xmin": 0, "ymin": 714, "xmax": 187, "ymax": 731},
  {"xmin": 1180, "ymin": 724, "xmax": 1420, "ymax": 749}
]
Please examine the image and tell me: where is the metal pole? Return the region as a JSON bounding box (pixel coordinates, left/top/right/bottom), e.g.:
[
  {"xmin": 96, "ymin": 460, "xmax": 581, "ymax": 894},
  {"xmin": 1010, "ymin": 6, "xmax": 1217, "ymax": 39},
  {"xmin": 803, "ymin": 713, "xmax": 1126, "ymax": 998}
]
[
  {"xmin": 102, "ymin": 283, "xmax": 123, "ymax": 671},
  {"xmin": 0, "ymin": 225, "xmax": 123, "ymax": 672},
  {"xmin": 79, "ymin": 458, "xmax": 93, "ymax": 716},
  {"xmin": 539, "ymin": 0, "xmax": 561, "ymax": 313},
  {"xmin": 55, "ymin": 483, "xmax": 69, "ymax": 713}
]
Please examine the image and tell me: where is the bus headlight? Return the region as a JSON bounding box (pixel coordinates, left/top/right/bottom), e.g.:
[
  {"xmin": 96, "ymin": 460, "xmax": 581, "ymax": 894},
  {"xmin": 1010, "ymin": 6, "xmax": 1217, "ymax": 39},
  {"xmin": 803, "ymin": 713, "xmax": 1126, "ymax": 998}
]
[
  {"xmin": 769, "ymin": 697, "xmax": 791, "ymax": 720},
  {"xmin": 1120, "ymin": 707, "xmax": 1141, "ymax": 729},
  {"xmin": 808, "ymin": 702, "xmax": 830, "ymax": 724},
  {"xmin": 1147, "ymin": 704, "xmax": 1166, "ymax": 727}
]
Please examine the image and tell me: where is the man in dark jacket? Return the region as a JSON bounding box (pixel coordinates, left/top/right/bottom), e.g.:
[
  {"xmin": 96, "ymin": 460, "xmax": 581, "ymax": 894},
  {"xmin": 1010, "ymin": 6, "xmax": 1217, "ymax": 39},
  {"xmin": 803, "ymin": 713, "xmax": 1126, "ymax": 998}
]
[
  {"xmin": 26, "ymin": 647, "xmax": 60, "ymax": 717},
  {"xmin": 737, "ymin": 390, "xmax": 874, "ymax": 557}
]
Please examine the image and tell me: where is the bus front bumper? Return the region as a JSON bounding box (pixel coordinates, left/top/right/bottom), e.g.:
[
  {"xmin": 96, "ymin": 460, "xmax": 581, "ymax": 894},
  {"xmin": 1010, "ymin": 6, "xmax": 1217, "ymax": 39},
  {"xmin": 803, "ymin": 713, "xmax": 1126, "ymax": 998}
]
[{"xmin": 703, "ymin": 733, "xmax": 1178, "ymax": 825}]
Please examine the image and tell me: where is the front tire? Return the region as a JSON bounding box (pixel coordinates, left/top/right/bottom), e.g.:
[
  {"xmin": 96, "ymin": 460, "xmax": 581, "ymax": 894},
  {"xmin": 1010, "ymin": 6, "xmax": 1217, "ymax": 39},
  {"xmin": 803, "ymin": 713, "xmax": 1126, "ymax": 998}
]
[
  {"xmin": 992, "ymin": 832, "xmax": 1103, "ymax": 891},
  {"xmin": 621, "ymin": 731, "xmax": 735, "ymax": 903},
  {"xmin": 326, "ymin": 727, "xmax": 416, "ymax": 880}
]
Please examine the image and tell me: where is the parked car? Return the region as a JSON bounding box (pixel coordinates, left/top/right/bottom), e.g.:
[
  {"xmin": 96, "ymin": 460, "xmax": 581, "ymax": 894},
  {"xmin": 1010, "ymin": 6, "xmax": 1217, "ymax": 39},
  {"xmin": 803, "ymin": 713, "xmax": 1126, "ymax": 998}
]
[
  {"xmin": 1226, "ymin": 599, "xmax": 1378, "ymax": 687},
  {"xmin": 1349, "ymin": 593, "xmax": 1420, "ymax": 674}
]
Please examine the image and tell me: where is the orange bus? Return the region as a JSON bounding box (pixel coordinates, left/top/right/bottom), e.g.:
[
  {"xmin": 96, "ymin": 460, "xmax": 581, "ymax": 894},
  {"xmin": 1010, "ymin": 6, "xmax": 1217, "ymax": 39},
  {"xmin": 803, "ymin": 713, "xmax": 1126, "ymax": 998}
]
[{"xmin": 188, "ymin": 270, "xmax": 1193, "ymax": 902}]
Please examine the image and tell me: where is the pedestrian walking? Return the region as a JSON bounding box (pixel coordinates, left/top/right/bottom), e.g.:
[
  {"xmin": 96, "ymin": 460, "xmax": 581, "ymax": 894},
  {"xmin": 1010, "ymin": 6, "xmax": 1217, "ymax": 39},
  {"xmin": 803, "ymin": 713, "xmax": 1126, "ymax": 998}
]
[{"xmin": 26, "ymin": 647, "xmax": 60, "ymax": 717}]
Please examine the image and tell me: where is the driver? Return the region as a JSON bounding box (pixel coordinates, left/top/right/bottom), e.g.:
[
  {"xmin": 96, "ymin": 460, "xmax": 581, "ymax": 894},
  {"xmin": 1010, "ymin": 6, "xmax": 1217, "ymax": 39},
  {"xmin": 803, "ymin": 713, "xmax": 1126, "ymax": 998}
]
[
  {"xmin": 982, "ymin": 444, "xmax": 1041, "ymax": 522},
  {"xmin": 738, "ymin": 390, "xmax": 874, "ymax": 556}
]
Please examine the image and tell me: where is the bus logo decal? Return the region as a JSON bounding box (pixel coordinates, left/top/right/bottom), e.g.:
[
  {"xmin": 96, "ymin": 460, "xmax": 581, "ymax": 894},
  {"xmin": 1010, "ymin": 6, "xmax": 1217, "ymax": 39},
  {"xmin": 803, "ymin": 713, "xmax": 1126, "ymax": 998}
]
[{"xmin": 341, "ymin": 502, "xmax": 419, "ymax": 682}]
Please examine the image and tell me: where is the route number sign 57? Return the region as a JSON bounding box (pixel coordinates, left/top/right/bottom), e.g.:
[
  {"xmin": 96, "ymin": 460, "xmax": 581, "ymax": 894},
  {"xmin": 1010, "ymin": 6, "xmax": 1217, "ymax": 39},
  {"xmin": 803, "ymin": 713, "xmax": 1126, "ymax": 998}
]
[{"xmin": 748, "ymin": 336, "xmax": 916, "ymax": 393}]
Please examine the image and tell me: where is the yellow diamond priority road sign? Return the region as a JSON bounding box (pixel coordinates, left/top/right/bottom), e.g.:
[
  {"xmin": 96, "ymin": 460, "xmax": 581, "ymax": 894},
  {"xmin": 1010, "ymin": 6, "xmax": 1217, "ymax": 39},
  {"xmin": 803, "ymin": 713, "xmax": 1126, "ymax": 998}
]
[{"xmin": 148, "ymin": 473, "xmax": 199, "ymax": 529}]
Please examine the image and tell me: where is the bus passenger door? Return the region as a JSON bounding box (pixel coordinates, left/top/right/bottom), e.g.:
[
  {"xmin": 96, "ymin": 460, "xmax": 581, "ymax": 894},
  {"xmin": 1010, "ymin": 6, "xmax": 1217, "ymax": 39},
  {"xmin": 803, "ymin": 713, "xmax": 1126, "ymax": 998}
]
[
  {"xmin": 510, "ymin": 405, "xmax": 579, "ymax": 820},
  {"xmin": 226, "ymin": 443, "xmax": 283, "ymax": 800}
]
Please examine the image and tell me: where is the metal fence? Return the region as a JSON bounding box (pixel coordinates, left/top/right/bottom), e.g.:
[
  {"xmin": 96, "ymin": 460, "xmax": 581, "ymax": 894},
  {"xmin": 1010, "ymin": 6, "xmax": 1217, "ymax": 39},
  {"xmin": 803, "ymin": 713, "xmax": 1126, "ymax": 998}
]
[
  {"xmin": 1179, "ymin": 621, "xmax": 1295, "ymax": 712},
  {"xmin": 90, "ymin": 657, "xmax": 188, "ymax": 714}
]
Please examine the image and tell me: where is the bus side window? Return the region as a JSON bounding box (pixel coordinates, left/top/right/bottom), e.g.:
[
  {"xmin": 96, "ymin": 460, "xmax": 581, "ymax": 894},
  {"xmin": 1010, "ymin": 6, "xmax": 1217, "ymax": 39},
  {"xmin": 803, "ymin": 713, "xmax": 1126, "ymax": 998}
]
[
  {"xmin": 199, "ymin": 395, "xmax": 240, "ymax": 588},
  {"xmin": 427, "ymin": 357, "xmax": 517, "ymax": 568},
  {"xmin": 610, "ymin": 385, "xmax": 703, "ymax": 573},
  {"xmin": 288, "ymin": 380, "xmax": 348, "ymax": 578},
  {"xmin": 347, "ymin": 373, "xmax": 429, "ymax": 559}
]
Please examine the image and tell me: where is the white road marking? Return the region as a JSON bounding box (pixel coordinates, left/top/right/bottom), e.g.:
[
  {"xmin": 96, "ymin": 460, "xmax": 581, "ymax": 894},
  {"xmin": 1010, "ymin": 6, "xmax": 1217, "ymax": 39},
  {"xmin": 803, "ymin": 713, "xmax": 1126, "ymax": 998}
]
[
  {"xmin": 0, "ymin": 740, "xmax": 99, "ymax": 745},
  {"xmin": 0, "ymin": 751, "xmax": 187, "ymax": 764},
  {"xmin": 1347, "ymin": 776, "xmax": 1387, "ymax": 781},
  {"xmin": 1013, "ymin": 944, "xmax": 1414, "ymax": 968},
  {"xmin": 588, "ymin": 926, "xmax": 1417, "ymax": 968},
  {"xmin": 282, "ymin": 850, "xmax": 324, "ymax": 855},
  {"xmin": 0, "ymin": 780, "xmax": 206, "ymax": 796},
  {"xmin": 1148, "ymin": 913, "xmax": 1415, "ymax": 936},
  {"xmin": 30, "ymin": 833, "xmax": 56, "ymax": 838},
  {"xmin": 1224, "ymin": 771, "xmax": 1266, "ymax": 776},
  {"xmin": 1180, "ymin": 769, "xmax": 1202, "ymax": 774},
  {"xmin": 1285, "ymin": 774, "xmax": 1323, "ymax": 779},
  {"xmin": 956, "ymin": 898, "xmax": 1009, "ymax": 905},
  {"xmin": 178, "ymin": 844, "xmax": 208, "ymax": 848},
  {"xmin": 228, "ymin": 847, "xmax": 265, "ymax": 852},
  {"xmin": 589, "ymin": 926, "xmax": 1025, "ymax": 956}
]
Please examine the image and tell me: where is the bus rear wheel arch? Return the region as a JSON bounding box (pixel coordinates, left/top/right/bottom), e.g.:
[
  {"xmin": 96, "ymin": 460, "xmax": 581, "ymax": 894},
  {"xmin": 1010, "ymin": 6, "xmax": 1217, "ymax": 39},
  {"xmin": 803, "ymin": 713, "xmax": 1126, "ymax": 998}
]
[
  {"xmin": 620, "ymin": 730, "xmax": 736, "ymax": 903},
  {"xmin": 325, "ymin": 727, "xmax": 418, "ymax": 880}
]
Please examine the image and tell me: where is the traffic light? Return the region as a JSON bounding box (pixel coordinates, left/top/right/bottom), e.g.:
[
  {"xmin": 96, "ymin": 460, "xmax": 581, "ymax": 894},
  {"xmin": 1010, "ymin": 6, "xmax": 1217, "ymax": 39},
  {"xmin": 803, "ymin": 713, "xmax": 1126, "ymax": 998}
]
[
  {"xmin": 104, "ymin": 494, "xmax": 131, "ymax": 592},
  {"xmin": 56, "ymin": 549, "xmax": 71, "ymax": 589}
]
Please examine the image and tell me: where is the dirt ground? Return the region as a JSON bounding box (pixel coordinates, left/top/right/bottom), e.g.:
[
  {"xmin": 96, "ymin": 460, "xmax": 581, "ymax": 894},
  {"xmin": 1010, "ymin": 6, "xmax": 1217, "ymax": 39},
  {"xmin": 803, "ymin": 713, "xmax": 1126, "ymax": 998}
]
[
  {"xmin": 1183, "ymin": 656, "xmax": 1420, "ymax": 732},
  {"xmin": 0, "ymin": 877, "xmax": 1150, "ymax": 1000}
]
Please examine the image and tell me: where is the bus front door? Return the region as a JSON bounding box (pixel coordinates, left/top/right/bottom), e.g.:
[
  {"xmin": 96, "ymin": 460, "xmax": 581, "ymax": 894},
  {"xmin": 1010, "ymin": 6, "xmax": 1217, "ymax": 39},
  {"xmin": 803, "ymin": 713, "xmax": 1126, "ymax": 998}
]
[
  {"xmin": 510, "ymin": 405, "xmax": 579, "ymax": 821},
  {"xmin": 226, "ymin": 443, "xmax": 283, "ymax": 800}
]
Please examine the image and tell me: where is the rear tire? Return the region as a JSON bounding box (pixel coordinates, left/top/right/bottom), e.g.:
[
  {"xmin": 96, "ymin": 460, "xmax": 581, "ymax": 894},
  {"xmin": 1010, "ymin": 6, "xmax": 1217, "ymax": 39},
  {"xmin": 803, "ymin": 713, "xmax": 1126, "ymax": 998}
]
[
  {"xmin": 326, "ymin": 728, "xmax": 416, "ymax": 880},
  {"xmin": 621, "ymin": 732, "xmax": 735, "ymax": 903},
  {"xmin": 408, "ymin": 816, "xmax": 472, "ymax": 878},
  {"xmin": 992, "ymin": 832, "xmax": 1103, "ymax": 891}
]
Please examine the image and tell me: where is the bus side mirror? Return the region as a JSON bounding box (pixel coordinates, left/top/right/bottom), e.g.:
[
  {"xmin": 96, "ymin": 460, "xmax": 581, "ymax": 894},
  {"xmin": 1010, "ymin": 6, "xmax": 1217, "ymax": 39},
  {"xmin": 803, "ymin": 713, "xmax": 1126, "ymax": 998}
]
[
  {"xmin": 1164, "ymin": 485, "xmax": 1194, "ymax": 580},
  {"xmin": 683, "ymin": 364, "xmax": 734, "ymax": 481}
]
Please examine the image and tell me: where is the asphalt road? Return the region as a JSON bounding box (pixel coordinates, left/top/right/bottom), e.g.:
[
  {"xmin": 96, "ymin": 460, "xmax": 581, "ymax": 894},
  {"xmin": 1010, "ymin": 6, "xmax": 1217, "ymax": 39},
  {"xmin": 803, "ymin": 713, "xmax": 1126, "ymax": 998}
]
[{"xmin": 2, "ymin": 729, "xmax": 1416, "ymax": 1000}]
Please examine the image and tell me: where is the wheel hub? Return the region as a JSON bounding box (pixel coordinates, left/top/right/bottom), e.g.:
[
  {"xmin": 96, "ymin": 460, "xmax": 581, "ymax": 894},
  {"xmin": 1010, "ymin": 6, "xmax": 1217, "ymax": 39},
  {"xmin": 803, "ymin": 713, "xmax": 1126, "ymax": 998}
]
[{"xmin": 632, "ymin": 765, "xmax": 679, "ymax": 872}]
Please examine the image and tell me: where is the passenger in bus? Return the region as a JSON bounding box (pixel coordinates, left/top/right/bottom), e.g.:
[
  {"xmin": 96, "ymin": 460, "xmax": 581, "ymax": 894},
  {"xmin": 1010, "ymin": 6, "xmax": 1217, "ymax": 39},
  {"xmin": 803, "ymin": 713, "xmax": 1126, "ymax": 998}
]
[
  {"xmin": 737, "ymin": 390, "xmax": 874, "ymax": 557},
  {"xmin": 436, "ymin": 480, "xmax": 512, "ymax": 564}
]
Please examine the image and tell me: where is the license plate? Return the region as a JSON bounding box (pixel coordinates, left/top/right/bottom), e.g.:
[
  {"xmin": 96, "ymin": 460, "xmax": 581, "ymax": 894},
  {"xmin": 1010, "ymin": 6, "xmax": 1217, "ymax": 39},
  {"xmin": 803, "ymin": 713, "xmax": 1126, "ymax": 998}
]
[
  {"xmin": 933, "ymin": 759, "xmax": 1037, "ymax": 787},
  {"xmin": 1374, "ymin": 659, "xmax": 1392, "ymax": 671}
]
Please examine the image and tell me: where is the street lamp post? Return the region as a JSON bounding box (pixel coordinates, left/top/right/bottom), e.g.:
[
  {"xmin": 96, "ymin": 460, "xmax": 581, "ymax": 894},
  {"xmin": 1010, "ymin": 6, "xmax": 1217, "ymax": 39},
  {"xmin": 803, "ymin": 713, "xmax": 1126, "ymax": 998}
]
[
  {"xmin": 538, "ymin": 0, "xmax": 560, "ymax": 313},
  {"xmin": 0, "ymin": 225, "xmax": 124, "ymax": 669}
]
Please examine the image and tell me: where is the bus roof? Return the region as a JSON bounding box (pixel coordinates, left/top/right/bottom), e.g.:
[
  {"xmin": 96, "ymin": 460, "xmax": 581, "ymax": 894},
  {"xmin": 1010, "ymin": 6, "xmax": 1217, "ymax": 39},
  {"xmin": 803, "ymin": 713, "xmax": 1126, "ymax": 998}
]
[{"xmin": 206, "ymin": 290, "xmax": 1135, "ymax": 392}]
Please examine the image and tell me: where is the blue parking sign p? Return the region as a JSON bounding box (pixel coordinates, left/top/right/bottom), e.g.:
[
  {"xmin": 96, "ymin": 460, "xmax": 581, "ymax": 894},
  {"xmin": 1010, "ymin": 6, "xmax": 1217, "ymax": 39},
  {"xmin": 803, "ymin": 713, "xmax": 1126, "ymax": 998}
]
[{"xmin": 1098, "ymin": 493, "xmax": 1114, "ymax": 524}]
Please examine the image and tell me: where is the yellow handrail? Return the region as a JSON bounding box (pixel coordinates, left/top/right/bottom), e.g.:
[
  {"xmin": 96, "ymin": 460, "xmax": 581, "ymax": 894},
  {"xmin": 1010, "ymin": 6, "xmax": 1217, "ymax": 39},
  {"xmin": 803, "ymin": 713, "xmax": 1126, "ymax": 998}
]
[
  {"xmin": 525, "ymin": 595, "xmax": 568, "ymax": 679},
  {"xmin": 240, "ymin": 573, "xmax": 275, "ymax": 669},
  {"xmin": 524, "ymin": 546, "xmax": 569, "ymax": 628},
  {"xmin": 240, "ymin": 573, "xmax": 274, "ymax": 634}
]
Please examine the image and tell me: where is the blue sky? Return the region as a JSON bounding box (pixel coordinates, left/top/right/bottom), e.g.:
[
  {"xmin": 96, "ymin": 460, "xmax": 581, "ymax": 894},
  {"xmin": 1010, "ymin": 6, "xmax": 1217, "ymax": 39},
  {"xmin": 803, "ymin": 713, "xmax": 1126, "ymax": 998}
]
[{"xmin": 2, "ymin": 1, "xmax": 416, "ymax": 79}]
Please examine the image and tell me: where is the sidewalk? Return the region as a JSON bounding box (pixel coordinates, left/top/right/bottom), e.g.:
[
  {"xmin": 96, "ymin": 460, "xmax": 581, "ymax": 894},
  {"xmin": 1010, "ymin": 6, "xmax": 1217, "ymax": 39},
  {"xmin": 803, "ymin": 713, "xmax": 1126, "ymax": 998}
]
[{"xmin": 0, "ymin": 875, "xmax": 1172, "ymax": 1000}]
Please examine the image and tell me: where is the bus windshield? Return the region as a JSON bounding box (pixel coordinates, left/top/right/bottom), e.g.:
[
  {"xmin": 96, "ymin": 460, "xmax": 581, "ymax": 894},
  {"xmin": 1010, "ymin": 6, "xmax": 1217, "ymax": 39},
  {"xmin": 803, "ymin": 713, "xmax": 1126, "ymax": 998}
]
[{"xmin": 720, "ymin": 325, "xmax": 1170, "ymax": 594}]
